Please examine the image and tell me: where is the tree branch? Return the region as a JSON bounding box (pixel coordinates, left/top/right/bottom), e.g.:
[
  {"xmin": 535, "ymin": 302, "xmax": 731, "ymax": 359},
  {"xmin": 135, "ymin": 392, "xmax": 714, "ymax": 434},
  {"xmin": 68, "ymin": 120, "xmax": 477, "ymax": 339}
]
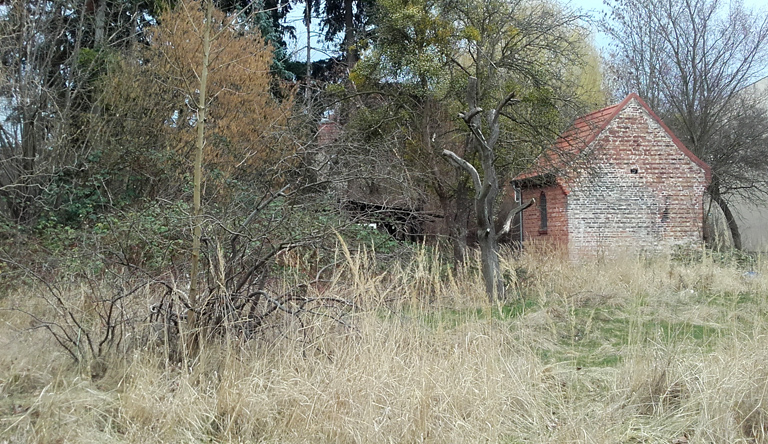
[
  {"xmin": 461, "ymin": 118, "xmax": 491, "ymax": 153},
  {"xmin": 239, "ymin": 184, "xmax": 290, "ymax": 232},
  {"xmin": 489, "ymin": 91, "xmax": 519, "ymax": 148},
  {"xmin": 496, "ymin": 198, "xmax": 535, "ymax": 240},
  {"xmin": 459, "ymin": 107, "xmax": 483, "ymax": 123},
  {"xmin": 495, "ymin": 90, "xmax": 519, "ymax": 115},
  {"xmin": 442, "ymin": 149, "xmax": 482, "ymax": 194}
]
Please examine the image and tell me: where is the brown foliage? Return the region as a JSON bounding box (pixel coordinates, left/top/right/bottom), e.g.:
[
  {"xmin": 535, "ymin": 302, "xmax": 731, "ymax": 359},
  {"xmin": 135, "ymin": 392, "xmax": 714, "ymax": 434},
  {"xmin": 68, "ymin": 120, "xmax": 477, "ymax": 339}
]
[
  {"xmin": 149, "ymin": 1, "xmax": 294, "ymax": 181},
  {"xmin": 151, "ymin": 2, "xmax": 292, "ymax": 174},
  {"xmin": 95, "ymin": 1, "xmax": 295, "ymax": 202}
]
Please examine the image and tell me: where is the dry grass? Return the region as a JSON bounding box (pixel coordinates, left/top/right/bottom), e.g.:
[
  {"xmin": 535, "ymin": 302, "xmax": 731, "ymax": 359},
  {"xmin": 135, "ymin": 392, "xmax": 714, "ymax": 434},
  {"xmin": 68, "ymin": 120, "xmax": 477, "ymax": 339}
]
[{"xmin": 2, "ymin": 246, "xmax": 768, "ymax": 443}]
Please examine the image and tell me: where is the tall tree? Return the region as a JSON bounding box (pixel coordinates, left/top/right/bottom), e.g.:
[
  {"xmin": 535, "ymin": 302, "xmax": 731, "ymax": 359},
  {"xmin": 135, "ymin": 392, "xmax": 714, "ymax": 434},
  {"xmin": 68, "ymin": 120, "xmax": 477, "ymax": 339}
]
[
  {"xmin": 321, "ymin": 0, "xmax": 373, "ymax": 68},
  {"xmin": 443, "ymin": 77, "xmax": 534, "ymax": 301},
  {"xmin": 148, "ymin": 1, "xmax": 293, "ymax": 184},
  {"xmin": 439, "ymin": 0, "xmax": 587, "ymax": 300},
  {"xmin": 349, "ymin": 0, "xmax": 599, "ymax": 274},
  {"xmin": 191, "ymin": 0, "xmax": 212, "ymax": 343},
  {"xmin": 603, "ymin": 0, "xmax": 768, "ymax": 249}
]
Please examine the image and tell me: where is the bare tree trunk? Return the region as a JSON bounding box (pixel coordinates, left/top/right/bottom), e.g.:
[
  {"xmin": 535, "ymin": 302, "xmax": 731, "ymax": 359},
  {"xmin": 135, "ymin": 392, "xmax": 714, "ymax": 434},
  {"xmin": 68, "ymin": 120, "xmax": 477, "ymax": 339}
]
[
  {"xmin": 442, "ymin": 77, "xmax": 530, "ymax": 300},
  {"xmin": 441, "ymin": 145, "xmax": 502, "ymax": 300},
  {"xmin": 344, "ymin": 0, "xmax": 356, "ymax": 69},
  {"xmin": 451, "ymin": 175, "xmax": 470, "ymax": 266},
  {"xmin": 474, "ymin": 176, "xmax": 502, "ymax": 300},
  {"xmin": 94, "ymin": 0, "xmax": 106, "ymax": 46},
  {"xmin": 471, "ymin": 121, "xmax": 502, "ymax": 299},
  {"xmin": 305, "ymin": 0, "xmax": 312, "ymax": 100},
  {"xmin": 443, "ymin": 77, "xmax": 511, "ymax": 301},
  {"xmin": 18, "ymin": 109, "xmax": 38, "ymax": 223},
  {"xmin": 710, "ymin": 180, "xmax": 742, "ymax": 250},
  {"xmin": 189, "ymin": 0, "xmax": 213, "ymax": 341}
]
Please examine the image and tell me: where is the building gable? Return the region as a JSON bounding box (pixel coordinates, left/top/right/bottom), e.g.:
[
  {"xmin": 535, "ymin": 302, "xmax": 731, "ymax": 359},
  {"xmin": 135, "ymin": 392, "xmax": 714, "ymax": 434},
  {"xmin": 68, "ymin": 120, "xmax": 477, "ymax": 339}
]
[
  {"xmin": 514, "ymin": 94, "xmax": 711, "ymax": 184},
  {"xmin": 514, "ymin": 94, "xmax": 712, "ymax": 257}
]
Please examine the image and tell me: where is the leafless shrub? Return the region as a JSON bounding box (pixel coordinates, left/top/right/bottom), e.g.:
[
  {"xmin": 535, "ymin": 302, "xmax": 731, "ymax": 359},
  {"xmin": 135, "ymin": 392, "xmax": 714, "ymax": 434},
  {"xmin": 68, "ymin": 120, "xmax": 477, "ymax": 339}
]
[{"xmin": 1, "ymin": 257, "xmax": 150, "ymax": 379}]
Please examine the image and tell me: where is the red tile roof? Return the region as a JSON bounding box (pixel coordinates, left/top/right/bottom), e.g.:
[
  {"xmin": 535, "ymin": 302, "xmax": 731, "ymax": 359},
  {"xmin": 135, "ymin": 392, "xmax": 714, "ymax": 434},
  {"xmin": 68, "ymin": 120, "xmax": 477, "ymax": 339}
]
[
  {"xmin": 513, "ymin": 93, "xmax": 712, "ymax": 183},
  {"xmin": 514, "ymin": 101, "xmax": 622, "ymax": 181}
]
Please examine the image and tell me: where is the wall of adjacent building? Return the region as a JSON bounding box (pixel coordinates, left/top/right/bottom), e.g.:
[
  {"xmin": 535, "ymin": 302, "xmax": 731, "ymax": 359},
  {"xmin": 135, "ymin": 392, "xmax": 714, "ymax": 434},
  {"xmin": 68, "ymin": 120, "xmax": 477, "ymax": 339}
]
[
  {"xmin": 520, "ymin": 183, "xmax": 569, "ymax": 248},
  {"xmin": 565, "ymin": 99, "xmax": 709, "ymax": 258}
]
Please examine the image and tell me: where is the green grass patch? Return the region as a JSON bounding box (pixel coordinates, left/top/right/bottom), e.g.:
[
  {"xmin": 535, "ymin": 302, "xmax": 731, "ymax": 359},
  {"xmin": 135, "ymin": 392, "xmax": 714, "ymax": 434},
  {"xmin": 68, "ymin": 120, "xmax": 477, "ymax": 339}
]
[
  {"xmin": 538, "ymin": 307, "xmax": 722, "ymax": 368},
  {"xmin": 413, "ymin": 298, "xmax": 538, "ymax": 330}
]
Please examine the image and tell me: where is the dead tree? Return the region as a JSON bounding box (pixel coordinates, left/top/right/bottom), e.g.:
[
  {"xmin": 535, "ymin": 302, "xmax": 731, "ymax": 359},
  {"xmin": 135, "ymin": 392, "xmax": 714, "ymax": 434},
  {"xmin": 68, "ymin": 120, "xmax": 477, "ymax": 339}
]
[{"xmin": 442, "ymin": 77, "xmax": 534, "ymax": 302}]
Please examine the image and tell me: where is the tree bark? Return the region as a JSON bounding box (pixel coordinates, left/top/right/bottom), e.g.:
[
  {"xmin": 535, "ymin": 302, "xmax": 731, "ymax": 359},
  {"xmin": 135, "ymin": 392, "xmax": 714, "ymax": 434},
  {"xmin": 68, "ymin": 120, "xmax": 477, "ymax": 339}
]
[
  {"xmin": 344, "ymin": 0, "xmax": 357, "ymax": 69},
  {"xmin": 474, "ymin": 181, "xmax": 503, "ymax": 301},
  {"xmin": 94, "ymin": 0, "xmax": 106, "ymax": 46},
  {"xmin": 12, "ymin": 108, "xmax": 39, "ymax": 224},
  {"xmin": 189, "ymin": 0, "xmax": 213, "ymax": 339},
  {"xmin": 710, "ymin": 180, "xmax": 742, "ymax": 250},
  {"xmin": 451, "ymin": 174, "xmax": 470, "ymax": 266},
  {"xmin": 305, "ymin": 0, "xmax": 312, "ymax": 100}
]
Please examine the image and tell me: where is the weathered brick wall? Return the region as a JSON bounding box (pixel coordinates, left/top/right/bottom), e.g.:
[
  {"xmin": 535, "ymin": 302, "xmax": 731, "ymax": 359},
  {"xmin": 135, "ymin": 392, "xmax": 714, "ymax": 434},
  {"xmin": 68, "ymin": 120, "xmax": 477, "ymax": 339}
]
[
  {"xmin": 566, "ymin": 100, "xmax": 708, "ymax": 258},
  {"xmin": 520, "ymin": 184, "xmax": 569, "ymax": 247}
]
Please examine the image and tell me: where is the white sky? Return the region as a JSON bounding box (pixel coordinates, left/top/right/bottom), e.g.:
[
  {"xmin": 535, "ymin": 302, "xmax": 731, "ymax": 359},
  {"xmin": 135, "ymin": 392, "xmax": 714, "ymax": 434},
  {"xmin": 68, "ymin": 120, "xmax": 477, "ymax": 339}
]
[{"xmin": 283, "ymin": 8, "xmax": 338, "ymax": 63}]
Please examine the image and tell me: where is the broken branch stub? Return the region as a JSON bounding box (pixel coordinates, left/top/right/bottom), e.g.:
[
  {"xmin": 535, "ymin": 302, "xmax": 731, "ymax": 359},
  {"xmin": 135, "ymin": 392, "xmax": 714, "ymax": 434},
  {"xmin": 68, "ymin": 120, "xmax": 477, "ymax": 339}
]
[{"xmin": 497, "ymin": 198, "xmax": 535, "ymax": 240}]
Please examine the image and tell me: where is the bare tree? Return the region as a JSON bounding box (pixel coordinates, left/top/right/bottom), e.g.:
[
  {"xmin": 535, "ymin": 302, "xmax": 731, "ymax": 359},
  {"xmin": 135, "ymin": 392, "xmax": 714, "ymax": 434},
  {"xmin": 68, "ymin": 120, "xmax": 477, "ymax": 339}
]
[
  {"xmin": 0, "ymin": 0, "xmax": 87, "ymax": 223},
  {"xmin": 189, "ymin": 0, "xmax": 213, "ymax": 349},
  {"xmin": 603, "ymin": 0, "xmax": 768, "ymax": 249},
  {"xmin": 438, "ymin": 0, "xmax": 587, "ymax": 300},
  {"xmin": 0, "ymin": 0, "xmax": 151, "ymax": 226},
  {"xmin": 443, "ymin": 78, "xmax": 533, "ymax": 301}
]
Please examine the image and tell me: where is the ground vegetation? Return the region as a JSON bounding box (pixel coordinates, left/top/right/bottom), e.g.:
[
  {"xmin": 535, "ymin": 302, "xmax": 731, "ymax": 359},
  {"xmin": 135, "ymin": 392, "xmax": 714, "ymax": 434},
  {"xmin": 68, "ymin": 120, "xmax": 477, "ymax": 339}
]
[{"xmin": 2, "ymin": 246, "xmax": 768, "ymax": 442}]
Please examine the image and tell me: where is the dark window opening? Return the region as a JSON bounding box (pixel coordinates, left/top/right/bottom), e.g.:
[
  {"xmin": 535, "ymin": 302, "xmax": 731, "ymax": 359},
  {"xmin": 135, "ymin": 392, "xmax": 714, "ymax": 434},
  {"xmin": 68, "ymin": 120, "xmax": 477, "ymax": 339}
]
[
  {"xmin": 661, "ymin": 197, "xmax": 670, "ymax": 223},
  {"xmin": 539, "ymin": 191, "xmax": 548, "ymax": 233},
  {"xmin": 630, "ymin": 167, "xmax": 638, "ymax": 174}
]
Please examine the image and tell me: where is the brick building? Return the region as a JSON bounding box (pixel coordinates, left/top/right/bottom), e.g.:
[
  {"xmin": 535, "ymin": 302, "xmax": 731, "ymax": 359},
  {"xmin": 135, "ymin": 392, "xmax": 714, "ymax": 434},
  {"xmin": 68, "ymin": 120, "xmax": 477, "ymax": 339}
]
[{"xmin": 512, "ymin": 94, "xmax": 712, "ymax": 258}]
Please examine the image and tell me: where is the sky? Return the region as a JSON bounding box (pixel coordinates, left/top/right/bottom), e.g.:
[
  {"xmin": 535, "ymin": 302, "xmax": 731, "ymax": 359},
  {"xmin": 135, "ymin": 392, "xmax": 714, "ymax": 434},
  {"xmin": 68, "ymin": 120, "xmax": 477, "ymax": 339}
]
[
  {"xmin": 283, "ymin": 0, "xmax": 768, "ymax": 63},
  {"xmin": 567, "ymin": 0, "xmax": 768, "ymax": 52}
]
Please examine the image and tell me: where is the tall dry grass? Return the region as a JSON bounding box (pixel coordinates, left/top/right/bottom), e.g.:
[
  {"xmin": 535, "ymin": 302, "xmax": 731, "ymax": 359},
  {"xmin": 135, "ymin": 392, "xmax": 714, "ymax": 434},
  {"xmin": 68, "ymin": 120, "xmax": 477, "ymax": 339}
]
[{"xmin": 2, "ymin": 245, "xmax": 768, "ymax": 443}]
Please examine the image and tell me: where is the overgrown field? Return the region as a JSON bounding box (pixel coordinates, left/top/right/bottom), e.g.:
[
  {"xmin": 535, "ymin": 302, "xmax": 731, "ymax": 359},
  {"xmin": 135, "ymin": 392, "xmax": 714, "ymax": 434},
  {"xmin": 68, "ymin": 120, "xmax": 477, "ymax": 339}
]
[{"xmin": 2, "ymin": 246, "xmax": 768, "ymax": 443}]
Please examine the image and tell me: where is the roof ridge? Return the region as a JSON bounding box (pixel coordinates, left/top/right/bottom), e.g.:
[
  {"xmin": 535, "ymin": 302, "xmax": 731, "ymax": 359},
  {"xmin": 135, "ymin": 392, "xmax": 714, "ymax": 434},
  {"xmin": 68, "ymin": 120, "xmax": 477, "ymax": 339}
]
[{"xmin": 513, "ymin": 93, "xmax": 712, "ymax": 183}]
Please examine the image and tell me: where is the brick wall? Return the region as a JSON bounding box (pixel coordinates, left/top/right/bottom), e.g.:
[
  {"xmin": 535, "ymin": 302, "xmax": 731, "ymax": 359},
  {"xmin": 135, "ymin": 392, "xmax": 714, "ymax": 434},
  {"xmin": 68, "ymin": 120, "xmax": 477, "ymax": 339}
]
[
  {"xmin": 566, "ymin": 100, "xmax": 708, "ymax": 258},
  {"xmin": 517, "ymin": 98, "xmax": 709, "ymax": 259},
  {"xmin": 520, "ymin": 183, "xmax": 568, "ymax": 247}
]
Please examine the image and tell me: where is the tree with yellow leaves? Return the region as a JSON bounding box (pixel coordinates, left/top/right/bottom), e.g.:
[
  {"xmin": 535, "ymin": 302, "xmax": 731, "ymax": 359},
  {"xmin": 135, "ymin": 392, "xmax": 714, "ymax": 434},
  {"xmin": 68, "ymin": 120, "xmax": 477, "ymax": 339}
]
[{"xmin": 150, "ymin": 0, "xmax": 293, "ymax": 178}]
